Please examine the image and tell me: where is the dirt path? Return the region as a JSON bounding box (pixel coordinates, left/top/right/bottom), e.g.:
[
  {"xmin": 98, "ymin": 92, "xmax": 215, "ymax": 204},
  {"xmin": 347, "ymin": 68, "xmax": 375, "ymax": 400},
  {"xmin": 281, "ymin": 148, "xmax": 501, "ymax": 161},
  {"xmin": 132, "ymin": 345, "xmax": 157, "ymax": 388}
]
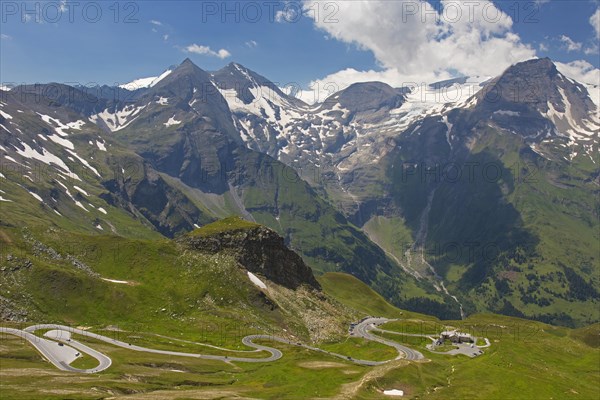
[{"xmin": 328, "ymin": 359, "xmax": 410, "ymax": 399}]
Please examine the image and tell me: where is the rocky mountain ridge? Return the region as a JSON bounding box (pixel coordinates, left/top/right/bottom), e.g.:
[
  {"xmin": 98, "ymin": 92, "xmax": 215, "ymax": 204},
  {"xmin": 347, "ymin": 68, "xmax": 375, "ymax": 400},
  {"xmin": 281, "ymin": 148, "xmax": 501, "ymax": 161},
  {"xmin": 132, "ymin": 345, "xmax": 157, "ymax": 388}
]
[{"xmin": 1, "ymin": 57, "xmax": 598, "ymax": 326}]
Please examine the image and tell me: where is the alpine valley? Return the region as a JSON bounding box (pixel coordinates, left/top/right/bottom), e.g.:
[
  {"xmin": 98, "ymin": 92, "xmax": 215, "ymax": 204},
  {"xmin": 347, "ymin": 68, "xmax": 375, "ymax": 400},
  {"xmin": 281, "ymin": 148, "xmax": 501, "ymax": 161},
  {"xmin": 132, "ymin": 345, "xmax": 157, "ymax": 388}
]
[{"xmin": 0, "ymin": 57, "xmax": 599, "ymax": 399}]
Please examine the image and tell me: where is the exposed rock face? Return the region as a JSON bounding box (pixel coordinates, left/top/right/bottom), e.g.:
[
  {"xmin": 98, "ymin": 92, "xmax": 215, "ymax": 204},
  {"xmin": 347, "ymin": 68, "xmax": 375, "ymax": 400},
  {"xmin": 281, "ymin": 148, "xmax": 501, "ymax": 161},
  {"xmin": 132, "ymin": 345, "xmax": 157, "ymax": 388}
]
[
  {"xmin": 328, "ymin": 81, "xmax": 407, "ymax": 117},
  {"xmin": 180, "ymin": 226, "xmax": 321, "ymax": 290},
  {"xmin": 473, "ymin": 57, "xmax": 598, "ymax": 139},
  {"xmin": 0, "ymin": 296, "xmax": 29, "ymax": 322}
]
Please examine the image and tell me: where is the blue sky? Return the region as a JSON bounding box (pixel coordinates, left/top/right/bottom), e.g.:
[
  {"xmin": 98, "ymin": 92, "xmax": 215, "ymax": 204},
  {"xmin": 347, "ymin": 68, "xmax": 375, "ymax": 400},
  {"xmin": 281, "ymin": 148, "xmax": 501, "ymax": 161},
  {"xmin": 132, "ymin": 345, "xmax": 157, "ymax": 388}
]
[{"xmin": 1, "ymin": 0, "xmax": 599, "ymax": 91}]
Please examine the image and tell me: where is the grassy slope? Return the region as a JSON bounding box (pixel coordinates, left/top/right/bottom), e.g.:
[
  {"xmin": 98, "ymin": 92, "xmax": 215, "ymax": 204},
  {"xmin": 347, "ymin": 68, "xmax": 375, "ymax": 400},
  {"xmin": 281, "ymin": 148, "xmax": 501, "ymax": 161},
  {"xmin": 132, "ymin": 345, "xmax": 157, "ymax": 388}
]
[
  {"xmin": 417, "ymin": 125, "xmax": 600, "ymax": 327},
  {"xmin": 380, "ymin": 112, "xmax": 599, "ymax": 326},
  {"xmin": 440, "ymin": 131, "xmax": 600, "ymax": 325},
  {"xmin": 358, "ymin": 317, "xmax": 599, "ymax": 400},
  {"xmin": 0, "ymin": 225, "xmax": 297, "ymax": 340},
  {"xmin": 362, "ymin": 215, "xmax": 414, "ymax": 269},
  {"xmin": 0, "ymin": 333, "xmax": 373, "ymax": 400},
  {"xmin": 321, "ymin": 272, "xmax": 600, "ymax": 400},
  {"xmin": 1, "ymin": 265, "xmax": 599, "ymax": 399},
  {"xmin": 187, "ymin": 216, "xmax": 260, "ymax": 237},
  {"xmin": 318, "ymin": 272, "xmax": 407, "ymax": 319}
]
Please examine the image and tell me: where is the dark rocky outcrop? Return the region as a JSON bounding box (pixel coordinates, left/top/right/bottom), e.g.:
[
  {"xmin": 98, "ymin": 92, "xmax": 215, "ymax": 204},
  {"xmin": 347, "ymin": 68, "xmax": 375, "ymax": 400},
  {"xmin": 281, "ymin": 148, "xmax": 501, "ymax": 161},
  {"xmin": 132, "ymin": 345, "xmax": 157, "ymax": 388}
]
[{"xmin": 179, "ymin": 224, "xmax": 321, "ymax": 290}]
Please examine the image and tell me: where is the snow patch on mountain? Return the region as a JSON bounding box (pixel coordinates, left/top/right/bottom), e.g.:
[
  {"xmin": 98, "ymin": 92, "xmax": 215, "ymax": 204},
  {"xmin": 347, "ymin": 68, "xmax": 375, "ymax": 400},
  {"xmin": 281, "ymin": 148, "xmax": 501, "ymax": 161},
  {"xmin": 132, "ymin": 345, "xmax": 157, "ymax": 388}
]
[
  {"xmin": 218, "ymin": 86, "xmax": 277, "ymax": 120},
  {"xmin": 389, "ymin": 77, "xmax": 488, "ymax": 133},
  {"xmin": 119, "ymin": 69, "xmax": 173, "ymax": 90},
  {"xmin": 583, "ymin": 84, "xmax": 599, "ymax": 107},
  {"xmin": 65, "ymin": 149, "xmax": 101, "ymax": 178},
  {"xmin": 494, "ymin": 110, "xmax": 520, "ymax": 117},
  {"xmin": 37, "ymin": 113, "xmax": 85, "ymax": 137},
  {"xmin": 13, "ymin": 141, "xmax": 81, "ymax": 181},
  {"xmin": 546, "ymin": 87, "xmax": 599, "ymax": 142},
  {"xmin": 247, "ymin": 271, "xmax": 267, "ymax": 289},
  {"xmin": 91, "ymin": 104, "xmax": 146, "ymax": 132},
  {"xmin": 73, "ymin": 186, "xmax": 89, "ymax": 196},
  {"xmin": 28, "ymin": 191, "xmax": 43, "ymax": 202},
  {"xmin": 48, "ymin": 134, "xmax": 75, "ymax": 150},
  {"xmin": 55, "ymin": 179, "xmax": 89, "ymax": 211},
  {"xmin": 441, "ymin": 115, "xmax": 453, "ymax": 149},
  {"xmin": 164, "ymin": 115, "xmax": 181, "ymax": 127}
]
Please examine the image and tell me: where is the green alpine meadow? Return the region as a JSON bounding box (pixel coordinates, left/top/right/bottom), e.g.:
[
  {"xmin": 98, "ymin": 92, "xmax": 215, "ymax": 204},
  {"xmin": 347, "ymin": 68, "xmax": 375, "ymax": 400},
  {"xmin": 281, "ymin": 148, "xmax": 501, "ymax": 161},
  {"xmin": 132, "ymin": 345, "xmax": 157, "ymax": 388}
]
[{"xmin": 1, "ymin": 1, "xmax": 599, "ymax": 399}]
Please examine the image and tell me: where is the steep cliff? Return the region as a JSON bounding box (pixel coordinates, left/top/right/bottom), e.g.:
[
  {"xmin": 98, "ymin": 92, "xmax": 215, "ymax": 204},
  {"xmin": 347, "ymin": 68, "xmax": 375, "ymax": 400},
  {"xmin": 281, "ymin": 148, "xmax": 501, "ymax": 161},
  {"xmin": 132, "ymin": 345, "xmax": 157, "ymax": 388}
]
[{"xmin": 179, "ymin": 217, "xmax": 321, "ymax": 290}]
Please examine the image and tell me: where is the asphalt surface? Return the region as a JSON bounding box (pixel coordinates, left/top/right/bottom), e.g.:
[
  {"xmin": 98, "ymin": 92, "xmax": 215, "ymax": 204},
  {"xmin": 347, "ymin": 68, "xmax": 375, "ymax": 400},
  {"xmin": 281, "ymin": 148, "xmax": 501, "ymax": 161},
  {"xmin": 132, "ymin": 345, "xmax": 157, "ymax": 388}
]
[
  {"xmin": 44, "ymin": 330, "xmax": 112, "ymax": 372},
  {"xmin": 1, "ymin": 319, "xmax": 426, "ymax": 373},
  {"xmin": 22, "ymin": 324, "xmax": 392, "ymax": 366},
  {"xmin": 351, "ymin": 318, "xmax": 425, "ymax": 361},
  {"xmin": 0, "ymin": 327, "xmax": 90, "ymax": 373},
  {"xmin": 24, "ymin": 325, "xmax": 284, "ymax": 363}
]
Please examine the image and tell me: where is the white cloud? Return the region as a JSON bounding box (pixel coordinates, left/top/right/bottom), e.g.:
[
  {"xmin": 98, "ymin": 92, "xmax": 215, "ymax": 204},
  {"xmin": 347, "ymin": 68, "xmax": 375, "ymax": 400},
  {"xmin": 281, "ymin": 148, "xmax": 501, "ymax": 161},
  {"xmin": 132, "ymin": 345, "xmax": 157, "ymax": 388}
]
[
  {"xmin": 163, "ymin": 34, "xmax": 169, "ymax": 41},
  {"xmin": 150, "ymin": 20, "xmax": 163, "ymax": 26},
  {"xmin": 217, "ymin": 49, "xmax": 232, "ymax": 58},
  {"xmin": 0, "ymin": 34, "xmax": 11, "ymax": 40},
  {"xmin": 296, "ymin": 67, "xmax": 454, "ymax": 104},
  {"xmin": 300, "ymin": 0, "xmax": 535, "ymax": 101},
  {"xmin": 185, "ymin": 44, "xmax": 231, "ymax": 59},
  {"xmin": 539, "ymin": 43, "xmax": 549, "ymax": 52},
  {"xmin": 591, "ymin": 8, "xmax": 600, "ymax": 39},
  {"xmin": 584, "ymin": 43, "xmax": 599, "ymax": 55},
  {"xmin": 556, "ymin": 60, "xmax": 600, "ymax": 85},
  {"xmin": 246, "ymin": 40, "xmax": 258, "ymax": 48},
  {"xmin": 276, "ymin": 3, "xmax": 301, "ymax": 23},
  {"xmin": 560, "ymin": 35, "xmax": 582, "ymax": 52}
]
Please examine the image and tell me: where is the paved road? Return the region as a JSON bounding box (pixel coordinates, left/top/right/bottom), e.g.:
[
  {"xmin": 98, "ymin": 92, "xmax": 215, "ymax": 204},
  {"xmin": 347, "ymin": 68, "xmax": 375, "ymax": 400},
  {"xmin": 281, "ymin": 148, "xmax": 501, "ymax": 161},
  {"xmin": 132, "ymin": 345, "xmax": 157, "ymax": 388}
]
[
  {"xmin": 0, "ymin": 327, "xmax": 94, "ymax": 373},
  {"xmin": 44, "ymin": 330, "xmax": 112, "ymax": 372},
  {"xmin": 24, "ymin": 325, "xmax": 284, "ymax": 363},
  {"xmin": 23, "ymin": 324, "xmax": 391, "ymax": 366},
  {"xmin": 1, "ymin": 319, "xmax": 425, "ymax": 373},
  {"xmin": 351, "ymin": 318, "xmax": 424, "ymax": 361}
]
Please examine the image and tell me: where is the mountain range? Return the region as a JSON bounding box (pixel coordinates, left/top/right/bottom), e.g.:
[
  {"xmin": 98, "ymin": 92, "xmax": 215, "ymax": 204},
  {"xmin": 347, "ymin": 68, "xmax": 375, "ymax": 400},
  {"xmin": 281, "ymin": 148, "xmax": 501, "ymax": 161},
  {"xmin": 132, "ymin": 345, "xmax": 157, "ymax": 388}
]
[{"xmin": 1, "ymin": 57, "xmax": 598, "ymax": 327}]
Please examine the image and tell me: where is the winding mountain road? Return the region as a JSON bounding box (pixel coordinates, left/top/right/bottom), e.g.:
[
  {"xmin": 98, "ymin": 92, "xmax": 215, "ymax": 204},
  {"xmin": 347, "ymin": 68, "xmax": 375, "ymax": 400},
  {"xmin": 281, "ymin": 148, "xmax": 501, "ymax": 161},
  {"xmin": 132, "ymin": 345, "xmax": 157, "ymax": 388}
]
[
  {"xmin": 43, "ymin": 329, "xmax": 112, "ymax": 372},
  {"xmin": 22, "ymin": 324, "xmax": 284, "ymax": 363},
  {"xmin": 351, "ymin": 318, "xmax": 424, "ymax": 361},
  {"xmin": 1, "ymin": 318, "xmax": 424, "ymax": 373},
  {"xmin": 0, "ymin": 327, "xmax": 101, "ymax": 373}
]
